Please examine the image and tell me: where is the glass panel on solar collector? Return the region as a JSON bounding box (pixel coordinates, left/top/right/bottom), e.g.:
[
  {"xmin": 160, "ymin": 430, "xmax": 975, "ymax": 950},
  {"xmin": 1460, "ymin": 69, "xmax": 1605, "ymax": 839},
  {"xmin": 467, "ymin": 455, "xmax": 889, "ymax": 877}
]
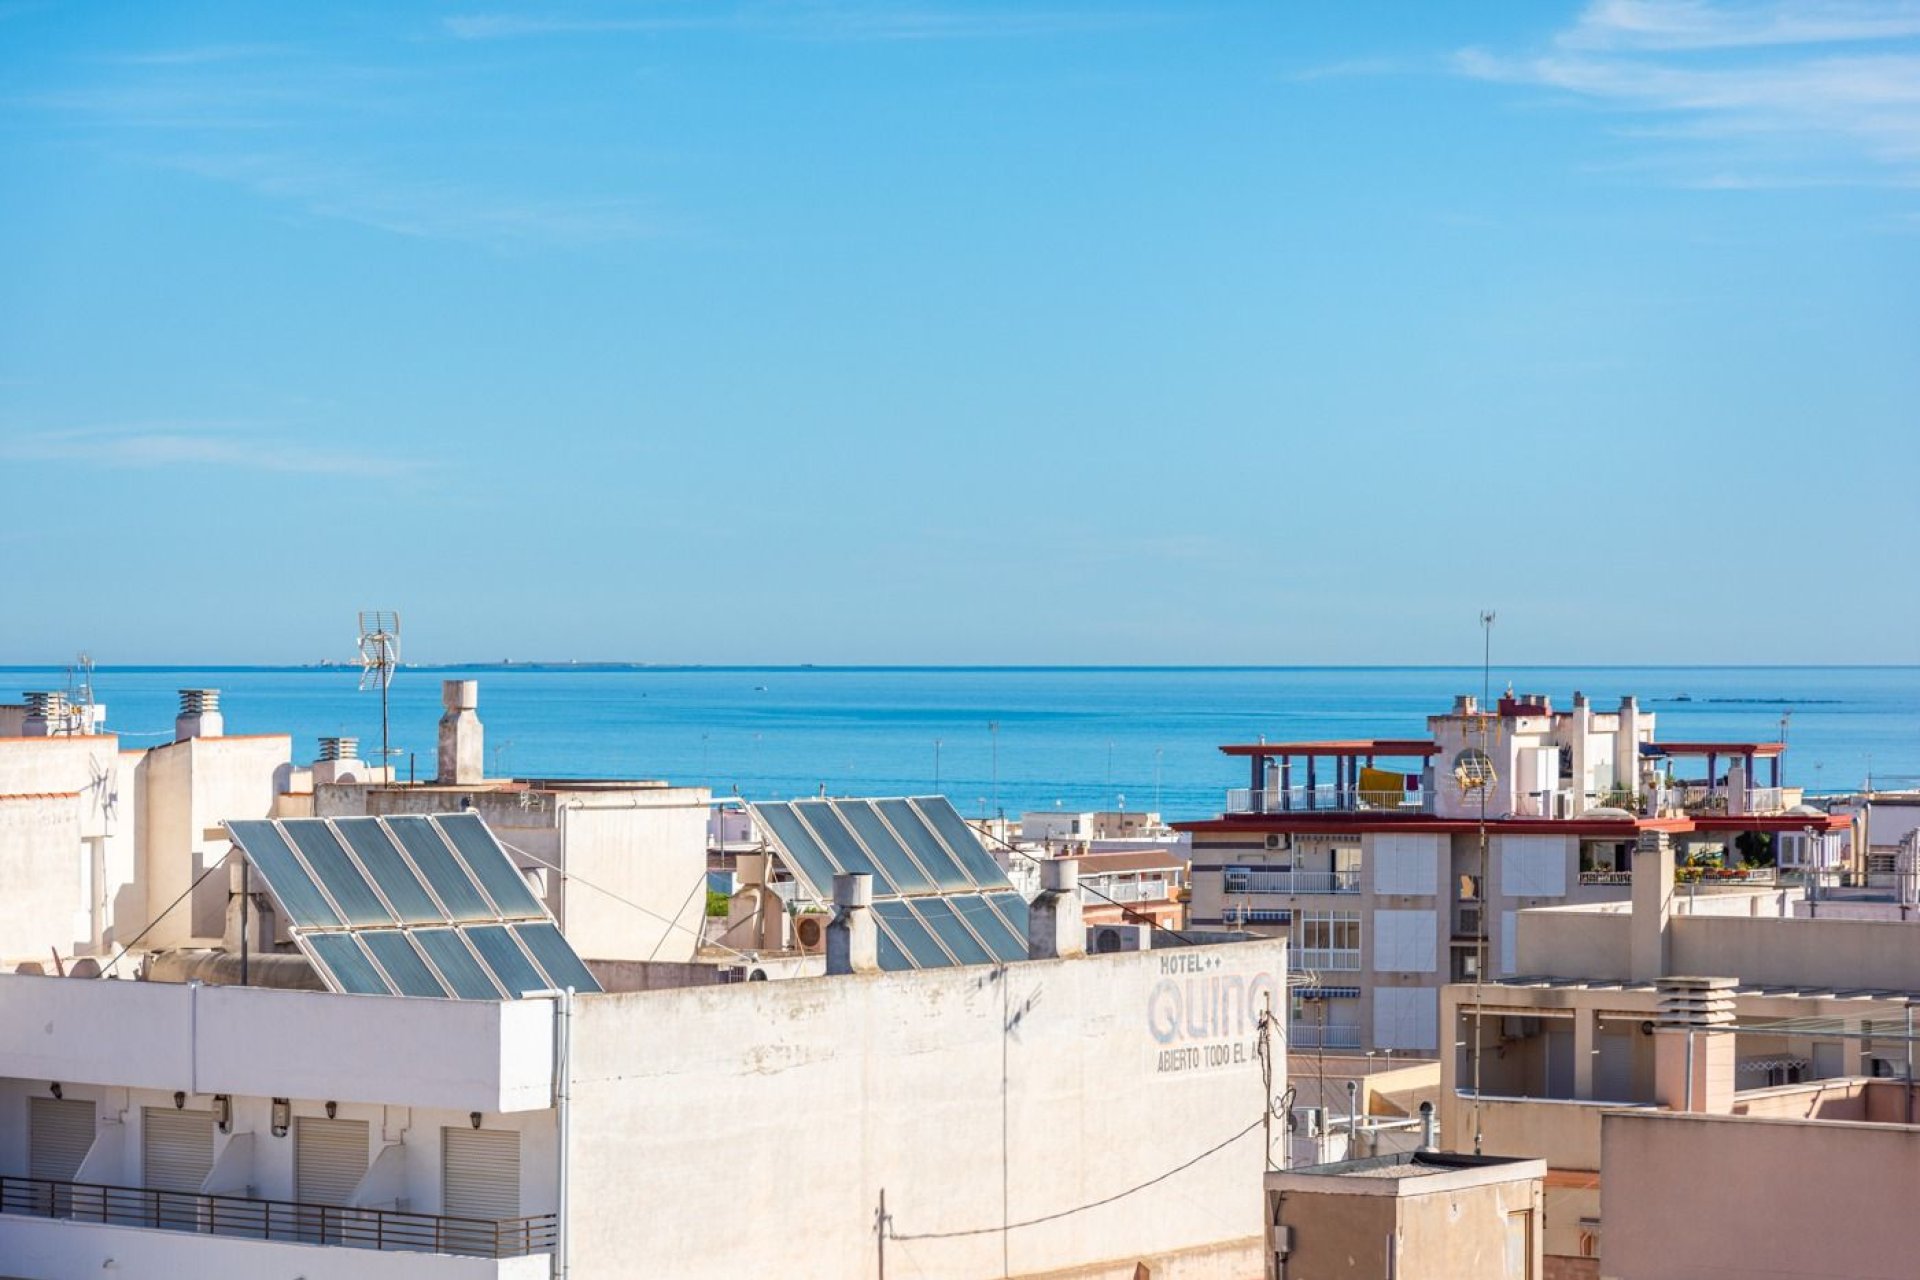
[
  {"xmin": 437, "ymin": 814, "xmax": 546, "ymax": 917},
  {"xmin": 791, "ymin": 802, "xmax": 897, "ymax": 895},
  {"xmin": 333, "ymin": 818, "xmax": 447, "ymax": 923},
  {"xmin": 871, "ymin": 800, "xmax": 972, "ymax": 891},
  {"xmin": 306, "ymin": 933, "xmax": 393, "ymax": 996},
  {"xmin": 284, "ymin": 822, "xmax": 396, "ymax": 926},
  {"xmin": 751, "ymin": 804, "xmax": 840, "ymax": 899},
  {"xmin": 910, "ymin": 897, "xmax": 996, "ymax": 967},
  {"xmin": 465, "ymin": 924, "xmax": 548, "ymax": 998},
  {"xmin": 872, "ymin": 899, "xmax": 953, "ymax": 969},
  {"xmin": 415, "ymin": 928, "xmax": 504, "ymax": 999},
  {"xmin": 359, "ymin": 930, "xmax": 451, "ymax": 998},
  {"xmin": 838, "ymin": 801, "xmax": 938, "ymax": 895},
  {"xmin": 510, "ymin": 924, "xmax": 603, "ymax": 993},
  {"xmin": 871, "ymin": 920, "xmax": 911, "ymax": 972},
  {"xmin": 963, "ymin": 893, "xmax": 1030, "ymax": 962},
  {"xmin": 384, "ymin": 817, "xmax": 497, "ymax": 920},
  {"xmin": 911, "ymin": 799, "xmax": 1015, "ymax": 889},
  {"xmin": 226, "ymin": 821, "xmax": 342, "ymax": 928},
  {"xmin": 982, "ymin": 892, "xmax": 1032, "ymax": 955}
]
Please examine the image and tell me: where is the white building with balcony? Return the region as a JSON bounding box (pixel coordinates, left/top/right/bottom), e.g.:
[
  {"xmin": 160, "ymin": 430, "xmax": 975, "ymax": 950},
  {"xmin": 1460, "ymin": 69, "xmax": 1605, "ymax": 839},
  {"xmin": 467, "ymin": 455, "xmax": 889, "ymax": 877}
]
[{"xmin": 1180, "ymin": 692, "xmax": 1847, "ymax": 1058}]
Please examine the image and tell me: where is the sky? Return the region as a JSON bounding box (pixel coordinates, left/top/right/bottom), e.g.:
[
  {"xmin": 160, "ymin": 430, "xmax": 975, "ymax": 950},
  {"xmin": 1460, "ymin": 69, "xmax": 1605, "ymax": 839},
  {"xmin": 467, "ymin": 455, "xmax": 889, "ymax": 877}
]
[{"xmin": 1, "ymin": 0, "xmax": 1916, "ymax": 666}]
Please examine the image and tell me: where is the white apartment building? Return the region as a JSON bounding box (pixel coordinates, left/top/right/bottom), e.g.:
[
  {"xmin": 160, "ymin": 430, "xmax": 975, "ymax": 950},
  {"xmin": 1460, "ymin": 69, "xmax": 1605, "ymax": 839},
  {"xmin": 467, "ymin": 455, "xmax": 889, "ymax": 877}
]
[{"xmin": 1179, "ymin": 691, "xmax": 1848, "ymax": 1057}]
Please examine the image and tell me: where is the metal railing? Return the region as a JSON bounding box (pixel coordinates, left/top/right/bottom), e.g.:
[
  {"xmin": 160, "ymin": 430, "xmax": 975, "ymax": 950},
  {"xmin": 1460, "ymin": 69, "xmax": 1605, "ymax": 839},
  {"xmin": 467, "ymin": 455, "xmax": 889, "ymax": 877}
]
[
  {"xmin": 1080, "ymin": 877, "xmax": 1170, "ymax": 904},
  {"xmin": 1291, "ymin": 947, "xmax": 1363, "ymax": 972},
  {"xmin": 1290, "ymin": 1023, "xmax": 1363, "ymax": 1049},
  {"xmin": 0, "ymin": 1175, "xmax": 556, "ymax": 1260},
  {"xmin": 1224, "ymin": 869, "xmax": 1362, "ymax": 896},
  {"xmin": 1225, "ymin": 786, "xmax": 1427, "ymax": 815}
]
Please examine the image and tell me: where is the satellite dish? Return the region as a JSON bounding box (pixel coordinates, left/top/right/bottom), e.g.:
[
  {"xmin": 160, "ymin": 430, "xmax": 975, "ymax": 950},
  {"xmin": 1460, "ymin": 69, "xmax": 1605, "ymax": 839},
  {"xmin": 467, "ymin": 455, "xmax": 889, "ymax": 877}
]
[{"xmin": 1454, "ymin": 747, "xmax": 1498, "ymax": 792}]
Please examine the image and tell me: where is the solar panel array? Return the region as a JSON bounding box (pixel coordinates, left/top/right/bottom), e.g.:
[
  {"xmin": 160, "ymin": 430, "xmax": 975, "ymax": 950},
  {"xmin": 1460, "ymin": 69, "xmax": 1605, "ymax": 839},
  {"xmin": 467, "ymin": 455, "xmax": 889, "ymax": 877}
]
[
  {"xmin": 225, "ymin": 813, "xmax": 601, "ymax": 1000},
  {"xmin": 747, "ymin": 797, "xmax": 1030, "ymax": 971}
]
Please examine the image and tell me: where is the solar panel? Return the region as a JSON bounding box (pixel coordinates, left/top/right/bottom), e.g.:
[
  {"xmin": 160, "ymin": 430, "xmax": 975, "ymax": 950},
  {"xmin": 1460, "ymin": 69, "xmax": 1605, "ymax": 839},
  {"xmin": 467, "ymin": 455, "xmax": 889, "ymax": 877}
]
[
  {"xmin": 791, "ymin": 801, "xmax": 897, "ymax": 895},
  {"xmin": 511, "ymin": 923, "xmax": 602, "ymax": 993},
  {"xmin": 227, "ymin": 820, "xmax": 341, "ymax": 928},
  {"xmin": 224, "ymin": 814, "xmax": 598, "ymax": 1003},
  {"xmin": 751, "ymin": 803, "xmax": 841, "ymax": 898},
  {"xmin": 284, "ymin": 822, "xmax": 396, "ymax": 926},
  {"xmin": 360, "ymin": 930, "xmax": 451, "ymax": 998},
  {"xmin": 385, "ymin": 817, "xmax": 495, "ymax": 920},
  {"xmin": 873, "ymin": 799, "xmax": 972, "ymax": 891},
  {"xmin": 334, "ymin": 819, "xmax": 446, "ymax": 924},
  {"xmin": 746, "ymin": 796, "xmax": 1036, "ymax": 973},
  {"xmin": 913, "ymin": 798, "xmax": 1013, "ymax": 889},
  {"xmin": 437, "ymin": 813, "xmax": 546, "ymax": 916},
  {"xmin": 306, "ymin": 933, "xmax": 393, "ymax": 996},
  {"xmin": 415, "ymin": 928, "xmax": 504, "ymax": 999},
  {"xmin": 910, "ymin": 897, "xmax": 995, "ymax": 967},
  {"xmin": 839, "ymin": 801, "xmax": 937, "ymax": 895},
  {"xmin": 966, "ymin": 893, "xmax": 1031, "ymax": 962},
  {"xmin": 465, "ymin": 924, "xmax": 547, "ymax": 998},
  {"xmin": 873, "ymin": 898, "xmax": 952, "ymax": 969}
]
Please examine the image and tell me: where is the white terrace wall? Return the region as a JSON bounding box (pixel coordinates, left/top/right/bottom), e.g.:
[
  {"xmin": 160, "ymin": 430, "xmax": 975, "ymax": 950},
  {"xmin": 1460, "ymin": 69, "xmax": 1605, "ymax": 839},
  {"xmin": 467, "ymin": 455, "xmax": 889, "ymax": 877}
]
[{"xmin": 568, "ymin": 940, "xmax": 1290, "ymax": 1280}]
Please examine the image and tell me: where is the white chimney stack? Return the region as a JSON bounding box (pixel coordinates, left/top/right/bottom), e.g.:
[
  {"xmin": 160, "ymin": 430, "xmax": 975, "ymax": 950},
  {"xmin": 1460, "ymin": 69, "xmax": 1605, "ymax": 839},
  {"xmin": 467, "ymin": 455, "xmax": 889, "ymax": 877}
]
[
  {"xmin": 1028, "ymin": 857, "xmax": 1086, "ymax": 960},
  {"xmin": 826, "ymin": 873, "xmax": 878, "ymax": 975},
  {"xmin": 175, "ymin": 689, "xmax": 223, "ymax": 741},
  {"xmin": 437, "ymin": 680, "xmax": 484, "ymax": 785}
]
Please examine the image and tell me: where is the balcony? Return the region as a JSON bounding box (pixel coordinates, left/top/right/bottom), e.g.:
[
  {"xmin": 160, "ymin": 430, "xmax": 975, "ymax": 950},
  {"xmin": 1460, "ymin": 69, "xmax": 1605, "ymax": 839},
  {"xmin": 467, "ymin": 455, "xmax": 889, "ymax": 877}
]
[
  {"xmin": 1225, "ymin": 786, "xmax": 1427, "ymax": 816},
  {"xmin": 1291, "ymin": 947, "xmax": 1363, "ymax": 973},
  {"xmin": 0, "ymin": 1175, "xmax": 553, "ymax": 1266},
  {"xmin": 1224, "ymin": 869, "xmax": 1361, "ymax": 896},
  {"xmin": 1290, "ymin": 1023, "xmax": 1363, "ymax": 1050}
]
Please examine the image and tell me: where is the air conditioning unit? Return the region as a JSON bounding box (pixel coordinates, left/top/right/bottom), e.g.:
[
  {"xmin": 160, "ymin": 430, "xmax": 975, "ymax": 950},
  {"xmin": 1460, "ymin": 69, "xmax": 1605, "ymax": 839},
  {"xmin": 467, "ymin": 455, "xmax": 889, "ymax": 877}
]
[
  {"xmin": 792, "ymin": 914, "xmax": 830, "ymax": 955},
  {"xmin": 1266, "ymin": 833, "xmax": 1292, "ymax": 851},
  {"xmin": 1088, "ymin": 923, "xmax": 1151, "ymax": 954}
]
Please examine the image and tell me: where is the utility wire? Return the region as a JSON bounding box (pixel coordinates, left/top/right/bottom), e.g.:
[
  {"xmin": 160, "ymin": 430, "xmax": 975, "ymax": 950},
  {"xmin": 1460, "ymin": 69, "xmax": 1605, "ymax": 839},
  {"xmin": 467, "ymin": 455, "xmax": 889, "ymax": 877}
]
[
  {"xmin": 887, "ymin": 1116, "xmax": 1263, "ymax": 1242},
  {"xmin": 494, "ymin": 834, "xmax": 757, "ymax": 964},
  {"xmin": 102, "ymin": 850, "xmax": 231, "ymax": 976}
]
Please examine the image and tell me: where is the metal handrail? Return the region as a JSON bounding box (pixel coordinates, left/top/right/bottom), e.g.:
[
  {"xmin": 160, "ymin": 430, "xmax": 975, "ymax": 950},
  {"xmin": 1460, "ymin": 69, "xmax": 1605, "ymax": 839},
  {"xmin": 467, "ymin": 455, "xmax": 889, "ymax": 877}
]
[
  {"xmin": 0, "ymin": 1175, "xmax": 556, "ymax": 1259},
  {"xmin": 1225, "ymin": 786, "xmax": 1427, "ymax": 815}
]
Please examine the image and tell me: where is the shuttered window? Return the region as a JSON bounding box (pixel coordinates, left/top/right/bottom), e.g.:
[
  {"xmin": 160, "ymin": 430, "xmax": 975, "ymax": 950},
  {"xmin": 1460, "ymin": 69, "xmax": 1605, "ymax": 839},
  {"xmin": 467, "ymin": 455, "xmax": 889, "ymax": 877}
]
[
  {"xmin": 443, "ymin": 1127, "xmax": 520, "ymax": 1219},
  {"xmin": 142, "ymin": 1108, "xmax": 213, "ymax": 1193},
  {"xmin": 142, "ymin": 1107, "xmax": 214, "ymax": 1231},
  {"xmin": 295, "ymin": 1118, "xmax": 368, "ymax": 1205},
  {"xmin": 30, "ymin": 1097, "xmax": 96, "ymax": 1181}
]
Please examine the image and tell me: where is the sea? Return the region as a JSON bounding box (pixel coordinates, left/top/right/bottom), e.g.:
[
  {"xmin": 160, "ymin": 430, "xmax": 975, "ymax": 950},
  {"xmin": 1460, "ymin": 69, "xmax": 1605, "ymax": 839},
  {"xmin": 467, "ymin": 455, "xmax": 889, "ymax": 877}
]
[{"xmin": 3, "ymin": 665, "xmax": 1915, "ymax": 822}]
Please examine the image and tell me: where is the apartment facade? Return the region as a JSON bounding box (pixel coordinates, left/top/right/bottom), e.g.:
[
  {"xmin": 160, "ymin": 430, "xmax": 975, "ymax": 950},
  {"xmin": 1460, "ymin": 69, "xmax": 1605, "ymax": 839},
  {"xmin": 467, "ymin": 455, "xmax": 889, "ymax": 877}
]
[{"xmin": 1180, "ymin": 692, "xmax": 1844, "ymax": 1056}]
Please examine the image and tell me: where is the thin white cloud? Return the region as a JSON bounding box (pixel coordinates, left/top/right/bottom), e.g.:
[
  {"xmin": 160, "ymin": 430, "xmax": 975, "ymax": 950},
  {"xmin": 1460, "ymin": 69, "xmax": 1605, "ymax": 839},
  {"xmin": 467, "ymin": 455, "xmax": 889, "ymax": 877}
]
[
  {"xmin": 1559, "ymin": 0, "xmax": 1920, "ymax": 51},
  {"xmin": 149, "ymin": 151, "xmax": 660, "ymax": 247},
  {"xmin": 1456, "ymin": 2, "xmax": 1920, "ymax": 186},
  {"xmin": 0, "ymin": 426, "xmax": 414, "ymax": 475}
]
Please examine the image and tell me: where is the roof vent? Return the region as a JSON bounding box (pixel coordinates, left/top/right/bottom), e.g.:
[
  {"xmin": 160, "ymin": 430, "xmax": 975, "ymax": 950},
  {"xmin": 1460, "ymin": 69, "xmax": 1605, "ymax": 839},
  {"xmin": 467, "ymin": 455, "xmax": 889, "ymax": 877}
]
[
  {"xmin": 317, "ymin": 736, "xmax": 358, "ymax": 762},
  {"xmin": 175, "ymin": 688, "xmax": 224, "ymax": 741}
]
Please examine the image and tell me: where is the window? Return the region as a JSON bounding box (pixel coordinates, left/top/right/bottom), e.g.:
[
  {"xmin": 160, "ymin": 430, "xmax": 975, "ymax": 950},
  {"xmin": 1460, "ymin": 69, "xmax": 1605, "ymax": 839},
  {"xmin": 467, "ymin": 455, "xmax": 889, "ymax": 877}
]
[
  {"xmin": 1458, "ymin": 873, "xmax": 1481, "ymax": 902},
  {"xmin": 1451, "ymin": 946, "xmax": 1481, "ymax": 982},
  {"xmin": 1291, "ymin": 910, "xmax": 1361, "ymax": 971},
  {"xmin": 1223, "ymin": 866, "xmax": 1250, "ymax": 894}
]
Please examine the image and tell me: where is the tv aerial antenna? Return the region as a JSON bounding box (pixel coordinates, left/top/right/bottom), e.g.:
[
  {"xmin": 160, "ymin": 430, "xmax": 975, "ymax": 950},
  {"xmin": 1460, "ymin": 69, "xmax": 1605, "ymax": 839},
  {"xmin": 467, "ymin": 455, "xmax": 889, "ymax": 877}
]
[
  {"xmin": 1459, "ymin": 608, "xmax": 1500, "ymax": 1155},
  {"xmin": 357, "ymin": 611, "xmax": 401, "ymax": 775}
]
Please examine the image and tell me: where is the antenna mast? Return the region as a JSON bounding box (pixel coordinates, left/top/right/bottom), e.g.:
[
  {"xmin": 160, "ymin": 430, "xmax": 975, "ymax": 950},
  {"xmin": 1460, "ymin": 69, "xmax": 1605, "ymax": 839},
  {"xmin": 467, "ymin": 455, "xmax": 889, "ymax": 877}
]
[
  {"xmin": 357, "ymin": 611, "xmax": 402, "ymax": 776},
  {"xmin": 1466, "ymin": 609, "xmax": 1498, "ymax": 1154}
]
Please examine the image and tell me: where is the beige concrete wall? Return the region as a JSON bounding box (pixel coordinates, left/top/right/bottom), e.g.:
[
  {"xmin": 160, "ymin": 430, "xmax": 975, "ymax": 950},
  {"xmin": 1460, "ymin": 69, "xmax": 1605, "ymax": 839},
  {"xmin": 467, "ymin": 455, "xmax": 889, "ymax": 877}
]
[
  {"xmin": 569, "ymin": 941, "xmax": 1289, "ymax": 1279},
  {"xmin": 1671, "ymin": 913, "xmax": 1920, "ymax": 991},
  {"xmin": 556, "ymin": 794, "xmax": 708, "ymax": 963},
  {"xmin": 1459, "ymin": 1096, "xmax": 1629, "ymax": 1172},
  {"xmin": 1397, "ymin": 1175, "xmax": 1543, "ymax": 1279},
  {"xmin": 1601, "ymin": 1110, "xmax": 1920, "ymax": 1279},
  {"xmin": 0, "ymin": 795, "xmax": 84, "ymax": 961},
  {"xmin": 1513, "ymin": 903, "xmax": 1632, "ymax": 980}
]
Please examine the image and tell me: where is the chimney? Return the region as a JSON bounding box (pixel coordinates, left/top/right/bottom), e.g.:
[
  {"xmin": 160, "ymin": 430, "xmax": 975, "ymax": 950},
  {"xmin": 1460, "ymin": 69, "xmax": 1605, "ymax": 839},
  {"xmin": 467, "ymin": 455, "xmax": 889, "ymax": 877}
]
[
  {"xmin": 1417, "ymin": 1100, "xmax": 1437, "ymax": 1151},
  {"xmin": 175, "ymin": 689, "xmax": 223, "ymax": 741},
  {"xmin": 437, "ymin": 680, "xmax": 484, "ymax": 785},
  {"xmin": 826, "ymin": 873, "xmax": 877, "ymax": 975},
  {"xmin": 1453, "ymin": 694, "xmax": 1477, "ymax": 715},
  {"xmin": 1653, "ymin": 976, "xmax": 1739, "ymax": 1114},
  {"xmin": 1028, "ymin": 857, "xmax": 1086, "ymax": 960},
  {"xmin": 21, "ymin": 691, "xmax": 67, "ymax": 737},
  {"xmin": 224, "ymin": 854, "xmax": 276, "ymax": 955},
  {"xmin": 1631, "ymin": 829, "xmax": 1675, "ymax": 982},
  {"xmin": 312, "ymin": 736, "xmax": 363, "ymax": 786}
]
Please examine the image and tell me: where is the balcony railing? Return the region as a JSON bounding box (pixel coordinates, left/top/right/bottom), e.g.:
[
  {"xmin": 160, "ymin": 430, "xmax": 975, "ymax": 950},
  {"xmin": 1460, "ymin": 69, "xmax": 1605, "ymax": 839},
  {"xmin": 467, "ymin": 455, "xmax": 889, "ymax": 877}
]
[
  {"xmin": 1291, "ymin": 947, "xmax": 1363, "ymax": 973},
  {"xmin": 0, "ymin": 1175, "xmax": 556, "ymax": 1260},
  {"xmin": 1224, "ymin": 870, "xmax": 1361, "ymax": 896},
  {"xmin": 1226, "ymin": 786, "xmax": 1426, "ymax": 815},
  {"xmin": 1081, "ymin": 877, "xmax": 1170, "ymax": 904},
  {"xmin": 1290, "ymin": 1023, "xmax": 1363, "ymax": 1049}
]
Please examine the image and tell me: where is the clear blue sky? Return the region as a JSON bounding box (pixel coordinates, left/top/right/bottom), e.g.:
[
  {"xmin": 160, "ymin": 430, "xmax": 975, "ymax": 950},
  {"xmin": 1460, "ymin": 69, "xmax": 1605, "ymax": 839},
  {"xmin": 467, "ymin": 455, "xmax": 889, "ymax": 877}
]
[{"xmin": 3, "ymin": 1, "xmax": 1916, "ymax": 665}]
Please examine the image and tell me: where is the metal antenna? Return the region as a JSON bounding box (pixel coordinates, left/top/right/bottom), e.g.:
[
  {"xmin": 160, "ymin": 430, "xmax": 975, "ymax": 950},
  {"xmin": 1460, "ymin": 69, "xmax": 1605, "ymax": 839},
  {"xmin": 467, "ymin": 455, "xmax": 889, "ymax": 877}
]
[
  {"xmin": 1464, "ymin": 609, "xmax": 1498, "ymax": 1155},
  {"xmin": 357, "ymin": 611, "xmax": 402, "ymax": 774}
]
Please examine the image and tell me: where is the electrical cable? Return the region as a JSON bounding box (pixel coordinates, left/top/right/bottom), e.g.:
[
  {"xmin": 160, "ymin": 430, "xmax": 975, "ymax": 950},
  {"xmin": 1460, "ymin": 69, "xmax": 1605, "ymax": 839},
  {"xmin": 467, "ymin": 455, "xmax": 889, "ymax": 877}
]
[
  {"xmin": 886, "ymin": 1116, "xmax": 1263, "ymax": 1242},
  {"xmin": 494, "ymin": 835, "xmax": 757, "ymax": 964},
  {"xmin": 101, "ymin": 850, "xmax": 232, "ymax": 976}
]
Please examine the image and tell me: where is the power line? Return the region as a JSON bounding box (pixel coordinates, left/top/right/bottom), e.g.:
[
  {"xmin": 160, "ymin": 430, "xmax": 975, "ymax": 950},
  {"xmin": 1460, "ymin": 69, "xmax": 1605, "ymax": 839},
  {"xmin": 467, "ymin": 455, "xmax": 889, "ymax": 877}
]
[
  {"xmin": 102, "ymin": 850, "xmax": 232, "ymax": 976},
  {"xmin": 887, "ymin": 1116, "xmax": 1263, "ymax": 1242}
]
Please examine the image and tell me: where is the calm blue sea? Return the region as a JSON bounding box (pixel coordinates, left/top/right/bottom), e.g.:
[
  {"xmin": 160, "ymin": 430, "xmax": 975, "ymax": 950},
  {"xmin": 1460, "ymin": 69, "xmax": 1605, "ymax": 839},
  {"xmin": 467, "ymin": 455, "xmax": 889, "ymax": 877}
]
[{"xmin": 3, "ymin": 666, "xmax": 1914, "ymax": 821}]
